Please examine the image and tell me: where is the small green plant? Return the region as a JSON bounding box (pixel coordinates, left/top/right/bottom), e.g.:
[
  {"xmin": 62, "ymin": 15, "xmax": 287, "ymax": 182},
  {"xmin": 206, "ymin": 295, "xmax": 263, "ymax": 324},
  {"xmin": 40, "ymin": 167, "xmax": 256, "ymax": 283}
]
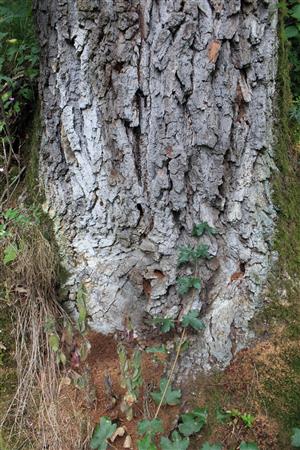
[
  {"xmin": 292, "ymin": 427, "xmax": 300, "ymax": 447},
  {"xmin": 150, "ymin": 377, "xmax": 181, "ymax": 406},
  {"xmin": 117, "ymin": 343, "xmax": 143, "ymax": 420},
  {"xmin": 181, "ymin": 310, "xmax": 205, "ymax": 330},
  {"xmin": 178, "ymin": 244, "xmax": 210, "ymax": 266},
  {"xmin": 178, "ymin": 407, "xmax": 208, "ymax": 437},
  {"xmin": 90, "ymin": 416, "xmax": 117, "ymax": 450},
  {"xmin": 216, "ymin": 408, "xmax": 255, "ymax": 428},
  {"xmin": 137, "ymin": 433, "xmax": 157, "ymax": 450},
  {"xmin": 192, "ymin": 222, "xmax": 217, "ymax": 237},
  {"xmin": 151, "ymin": 317, "xmax": 175, "ymax": 333},
  {"xmin": 177, "ymin": 276, "xmax": 201, "ymax": 295},
  {"xmin": 160, "ymin": 431, "xmax": 189, "ymax": 450}
]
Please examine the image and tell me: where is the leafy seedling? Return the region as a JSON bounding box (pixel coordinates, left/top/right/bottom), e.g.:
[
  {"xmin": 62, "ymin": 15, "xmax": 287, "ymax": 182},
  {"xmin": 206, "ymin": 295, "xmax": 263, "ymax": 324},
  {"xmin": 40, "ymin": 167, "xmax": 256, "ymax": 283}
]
[
  {"xmin": 193, "ymin": 244, "xmax": 210, "ymax": 260},
  {"xmin": 160, "ymin": 431, "xmax": 189, "ymax": 450},
  {"xmin": 137, "ymin": 419, "xmax": 164, "ymax": 436},
  {"xmin": 150, "ymin": 378, "xmax": 181, "ymax": 406},
  {"xmin": 90, "ymin": 417, "xmax": 117, "ymax": 450},
  {"xmin": 178, "ymin": 407, "xmax": 208, "ymax": 436},
  {"xmin": 177, "ymin": 276, "xmax": 201, "ymax": 295},
  {"xmin": 181, "ymin": 310, "xmax": 205, "ymax": 331},
  {"xmin": 152, "ymin": 317, "xmax": 175, "ymax": 333},
  {"xmin": 137, "ymin": 434, "xmax": 157, "ymax": 450},
  {"xmin": 292, "ymin": 428, "xmax": 300, "ymax": 447},
  {"xmin": 178, "ymin": 244, "xmax": 210, "ymax": 266},
  {"xmin": 192, "ymin": 222, "xmax": 217, "ymax": 237}
]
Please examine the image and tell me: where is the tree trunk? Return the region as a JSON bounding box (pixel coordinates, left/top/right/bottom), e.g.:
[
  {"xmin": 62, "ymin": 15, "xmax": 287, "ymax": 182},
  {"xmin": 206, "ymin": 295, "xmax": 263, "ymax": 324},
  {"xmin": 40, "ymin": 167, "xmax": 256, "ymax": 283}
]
[{"xmin": 35, "ymin": 0, "xmax": 278, "ymax": 371}]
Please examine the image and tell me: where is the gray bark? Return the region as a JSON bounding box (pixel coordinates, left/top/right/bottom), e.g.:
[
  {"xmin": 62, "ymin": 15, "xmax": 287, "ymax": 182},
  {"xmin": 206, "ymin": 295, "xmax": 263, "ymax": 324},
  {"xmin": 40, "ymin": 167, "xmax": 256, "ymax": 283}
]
[{"xmin": 36, "ymin": 0, "xmax": 278, "ymax": 371}]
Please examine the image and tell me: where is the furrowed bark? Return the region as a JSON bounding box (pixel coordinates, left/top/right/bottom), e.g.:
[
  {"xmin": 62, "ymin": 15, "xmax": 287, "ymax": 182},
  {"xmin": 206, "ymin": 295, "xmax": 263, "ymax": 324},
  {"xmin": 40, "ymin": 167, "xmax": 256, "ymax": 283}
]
[{"xmin": 35, "ymin": 0, "xmax": 278, "ymax": 371}]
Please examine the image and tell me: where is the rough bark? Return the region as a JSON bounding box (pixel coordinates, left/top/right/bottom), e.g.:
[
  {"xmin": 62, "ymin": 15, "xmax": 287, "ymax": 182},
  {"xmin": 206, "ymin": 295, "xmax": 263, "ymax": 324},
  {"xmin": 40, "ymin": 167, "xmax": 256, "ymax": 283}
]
[{"xmin": 36, "ymin": 0, "xmax": 278, "ymax": 371}]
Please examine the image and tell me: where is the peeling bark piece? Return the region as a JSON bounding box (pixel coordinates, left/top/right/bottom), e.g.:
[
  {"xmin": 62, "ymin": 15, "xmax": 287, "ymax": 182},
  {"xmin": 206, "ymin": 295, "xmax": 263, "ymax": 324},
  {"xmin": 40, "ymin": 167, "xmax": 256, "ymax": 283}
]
[{"xmin": 208, "ymin": 40, "xmax": 222, "ymax": 63}]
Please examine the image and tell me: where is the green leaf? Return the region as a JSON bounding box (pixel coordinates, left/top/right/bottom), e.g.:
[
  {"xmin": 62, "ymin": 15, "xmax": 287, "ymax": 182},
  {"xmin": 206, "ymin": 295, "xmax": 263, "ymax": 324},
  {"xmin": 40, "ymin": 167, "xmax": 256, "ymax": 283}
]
[
  {"xmin": 177, "ymin": 277, "xmax": 201, "ymax": 296},
  {"xmin": 292, "ymin": 428, "xmax": 300, "ymax": 447},
  {"xmin": 285, "ymin": 25, "xmax": 300, "ymax": 39},
  {"xmin": 90, "ymin": 417, "xmax": 117, "ymax": 450},
  {"xmin": 160, "ymin": 431, "xmax": 189, "ymax": 450},
  {"xmin": 152, "ymin": 318, "xmax": 175, "ymax": 333},
  {"xmin": 240, "ymin": 413, "xmax": 255, "ymax": 428},
  {"xmin": 150, "ymin": 378, "xmax": 181, "ymax": 406},
  {"xmin": 178, "ymin": 246, "xmax": 194, "ymax": 265},
  {"xmin": 192, "ymin": 222, "xmax": 217, "ymax": 237},
  {"xmin": 178, "ymin": 408, "xmax": 208, "ymax": 437},
  {"xmin": 201, "ymin": 443, "xmax": 223, "ymax": 450},
  {"xmin": 181, "ymin": 310, "xmax": 205, "ymax": 331},
  {"xmin": 137, "ymin": 419, "xmax": 164, "ymax": 436},
  {"xmin": 137, "ymin": 434, "xmax": 158, "ymax": 450},
  {"xmin": 3, "ymin": 244, "xmax": 18, "ymax": 265},
  {"xmin": 49, "ymin": 334, "xmax": 60, "ymax": 353},
  {"xmin": 239, "ymin": 443, "xmax": 260, "ymax": 450},
  {"xmin": 291, "ymin": 4, "xmax": 300, "ymax": 21},
  {"xmin": 146, "ymin": 345, "xmax": 167, "ymax": 353},
  {"xmin": 193, "ymin": 244, "xmax": 210, "ymax": 260}
]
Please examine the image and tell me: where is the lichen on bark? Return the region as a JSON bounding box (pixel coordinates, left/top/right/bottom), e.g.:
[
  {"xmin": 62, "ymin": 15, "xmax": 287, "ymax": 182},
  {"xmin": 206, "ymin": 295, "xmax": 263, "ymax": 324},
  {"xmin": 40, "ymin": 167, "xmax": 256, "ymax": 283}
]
[{"xmin": 35, "ymin": 0, "xmax": 278, "ymax": 370}]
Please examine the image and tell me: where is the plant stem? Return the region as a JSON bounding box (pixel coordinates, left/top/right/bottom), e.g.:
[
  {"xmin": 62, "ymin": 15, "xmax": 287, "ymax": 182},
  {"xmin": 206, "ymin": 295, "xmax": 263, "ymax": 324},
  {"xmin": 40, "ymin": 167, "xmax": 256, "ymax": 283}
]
[{"xmin": 154, "ymin": 328, "xmax": 186, "ymax": 419}]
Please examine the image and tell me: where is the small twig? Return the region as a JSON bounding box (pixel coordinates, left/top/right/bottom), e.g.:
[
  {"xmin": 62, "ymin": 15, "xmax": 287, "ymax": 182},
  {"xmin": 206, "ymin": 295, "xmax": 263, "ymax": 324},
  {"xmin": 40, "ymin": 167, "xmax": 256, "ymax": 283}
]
[{"xmin": 154, "ymin": 328, "xmax": 186, "ymax": 419}]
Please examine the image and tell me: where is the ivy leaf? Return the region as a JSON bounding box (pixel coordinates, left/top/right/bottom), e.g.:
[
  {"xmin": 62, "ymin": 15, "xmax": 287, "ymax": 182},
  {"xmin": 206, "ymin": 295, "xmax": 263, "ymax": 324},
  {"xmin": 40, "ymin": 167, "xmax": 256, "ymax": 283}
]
[
  {"xmin": 285, "ymin": 25, "xmax": 300, "ymax": 39},
  {"xmin": 178, "ymin": 408, "xmax": 208, "ymax": 437},
  {"xmin": 291, "ymin": 4, "xmax": 300, "ymax": 21},
  {"xmin": 192, "ymin": 222, "xmax": 217, "ymax": 237},
  {"xmin": 181, "ymin": 310, "xmax": 205, "ymax": 331},
  {"xmin": 137, "ymin": 434, "xmax": 158, "ymax": 450},
  {"xmin": 152, "ymin": 317, "xmax": 175, "ymax": 333},
  {"xmin": 3, "ymin": 244, "xmax": 18, "ymax": 265},
  {"xmin": 239, "ymin": 443, "xmax": 260, "ymax": 450},
  {"xmin": 137, "ymin": 419, "xmax": 164, "ymax": 436},
  {"xmin": 291, "ymin": 428, "xmax": 300, "ymax": 447},
  {"xmin": 90, "ymin": 417, "xmax": 117, "ymax": 450},
  {"xmin": 160, "ymin": 431, "xmax": 189, "ymax": 450},
  {"xmin": 150, "ymin": 378, "xmax": 181, "ymax": 406},
  {"xmin": 201, "ymin": 443, "xmax": 223, "ymax": 450}
]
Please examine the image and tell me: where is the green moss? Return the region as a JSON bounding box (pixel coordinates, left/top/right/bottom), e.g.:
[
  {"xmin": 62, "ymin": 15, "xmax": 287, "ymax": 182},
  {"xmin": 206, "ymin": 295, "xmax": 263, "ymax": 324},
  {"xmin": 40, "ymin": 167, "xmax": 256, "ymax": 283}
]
[{"xmin": 24, "ymin": 103, "xmax": 44, "ymax": 203}]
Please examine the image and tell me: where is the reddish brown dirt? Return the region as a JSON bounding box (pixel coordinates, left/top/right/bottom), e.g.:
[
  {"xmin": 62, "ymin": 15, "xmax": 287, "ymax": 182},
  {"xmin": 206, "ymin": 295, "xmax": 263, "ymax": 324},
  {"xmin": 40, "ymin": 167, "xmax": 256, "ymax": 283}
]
[{"xmin": 86, "ymin": 332, "xmax": 180, "ymax": 450}]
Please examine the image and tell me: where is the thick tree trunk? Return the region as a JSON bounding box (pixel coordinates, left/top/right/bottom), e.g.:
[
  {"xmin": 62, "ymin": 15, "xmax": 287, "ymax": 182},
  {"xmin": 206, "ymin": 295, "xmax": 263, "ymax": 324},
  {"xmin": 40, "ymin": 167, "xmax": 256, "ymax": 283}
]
[{"xmin": 36, "ymin": 0, "xmax": 278, "ymax": 371}]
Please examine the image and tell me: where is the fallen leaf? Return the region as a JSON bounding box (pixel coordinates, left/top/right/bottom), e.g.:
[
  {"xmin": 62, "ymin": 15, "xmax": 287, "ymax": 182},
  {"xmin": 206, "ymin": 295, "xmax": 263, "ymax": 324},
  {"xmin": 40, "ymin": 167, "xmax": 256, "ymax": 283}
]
[
  {"xmin": 111, "ymin": 426, "xmax": 126, "ymax": 442},
  {"xmin": 124, "ymin": 435, "xmax": 133, "ymax": 448}
]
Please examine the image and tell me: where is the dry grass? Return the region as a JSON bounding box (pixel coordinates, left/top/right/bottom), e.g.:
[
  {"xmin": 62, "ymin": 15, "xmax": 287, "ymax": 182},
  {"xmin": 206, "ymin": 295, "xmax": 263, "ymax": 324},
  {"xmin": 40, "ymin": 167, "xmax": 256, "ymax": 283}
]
[{"xmin": 0, "ymin": 216, "xmax": 92, "ymax": 449}]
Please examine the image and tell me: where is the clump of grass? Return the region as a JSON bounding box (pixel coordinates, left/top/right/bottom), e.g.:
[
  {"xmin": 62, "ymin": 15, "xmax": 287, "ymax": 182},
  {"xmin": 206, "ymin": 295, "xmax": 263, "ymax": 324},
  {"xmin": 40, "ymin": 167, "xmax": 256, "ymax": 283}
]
[{"xmin": 0, "ymin": 211, "xmax": 65, "ymax": 448}]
